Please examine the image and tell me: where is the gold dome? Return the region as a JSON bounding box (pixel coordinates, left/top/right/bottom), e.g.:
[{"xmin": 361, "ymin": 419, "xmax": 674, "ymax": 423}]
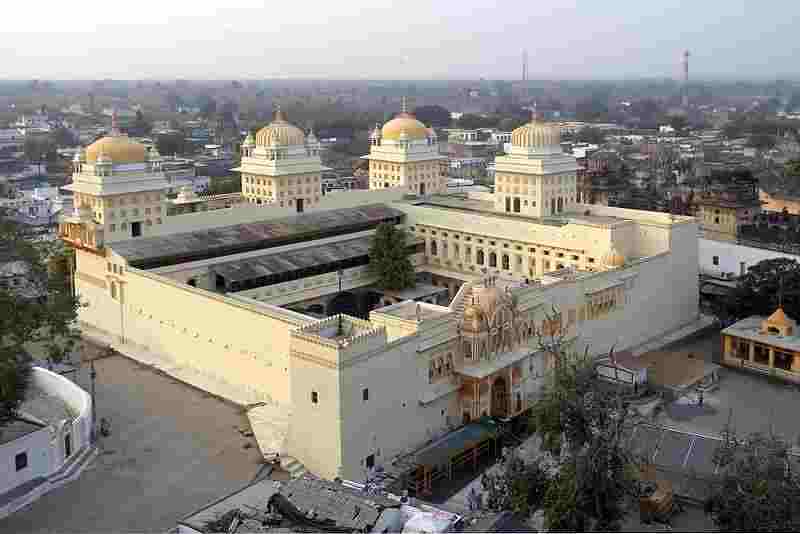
[
  {"xmin": 85, "ymin": 136, "xmax": 147, "ymax": 164},
  {"xmin": 381, "ymin": 113, "xmax": 430, "ymax": 141},
  {"xmin": 511, "ymin": 117, "xmax": 561, "ymax": 149},
  {"xmin": 255, "ymin": 110, "xmax": 306, "ymax": 147},
  {"xmin": 602, "ymin": 248, "xmax": 626, "ymax": 269}
]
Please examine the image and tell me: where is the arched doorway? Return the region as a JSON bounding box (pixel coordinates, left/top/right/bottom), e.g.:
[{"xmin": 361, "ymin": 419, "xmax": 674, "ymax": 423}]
[
  {"xmin": 327, "ymin": 291, "xmax": 358, "ymax": 317},
  {"xmin": 491, "ymin": 376, "xmax": 508, "ymax": 418},
  {"xmin": 557, "ymin": 197, "xmax": 563, "ymax": 212},
  {"xmin": 550, "ymin": 198, "xmax": 556, "ymax": 215}
]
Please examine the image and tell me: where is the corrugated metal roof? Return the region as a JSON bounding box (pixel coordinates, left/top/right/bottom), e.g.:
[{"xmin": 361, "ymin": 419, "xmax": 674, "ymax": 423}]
[
  {"xmin": 111, "ymin": 203, "xmax": 403, "ymax": 267},
  {"xmin": 215, "ymin": 236, "xmax": 373, "ymax": 282}
]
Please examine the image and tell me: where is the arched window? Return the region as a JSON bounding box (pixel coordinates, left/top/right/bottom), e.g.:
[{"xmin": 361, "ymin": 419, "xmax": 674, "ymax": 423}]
[
  {"xmin": 557, "ymin": 197, "xmax": 564, "ymax": 213},
  {"xmin": 430, "ymin": 240, "xmax": 438, "ymax": 256},
  {"xmin": 489, "ymin": 252, "xmax": 497, "ymax": 268},
  {"xmin": 477, "ymin": 249, "xmax": 484, "ymax": 265},
  {"xmin": 513, "ymin": 197, "xmax": 521, "ymax": 213},
  {"xmin": 502, "ymin": 254, "xmax": 510, "ymax": 270},
  {"xmin": 110, "ymin": 282, "xmax": 117, "ymax": 300}
]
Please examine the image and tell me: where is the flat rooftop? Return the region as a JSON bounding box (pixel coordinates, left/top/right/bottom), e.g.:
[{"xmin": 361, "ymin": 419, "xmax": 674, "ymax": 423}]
[
  {"xmin": 413, "ymin": 194, "xmax": 628, "ymax": 227},
  {"xmin": 374, "ymin": 300, "xmax": 451, "ymax": 321},
  {"xmin": 111, "ymin": 203, "xmax": 403, "ymax": 269},
  {"xmin": 0, "ymin": 418, "xmax": 45, "ymax": 445}
]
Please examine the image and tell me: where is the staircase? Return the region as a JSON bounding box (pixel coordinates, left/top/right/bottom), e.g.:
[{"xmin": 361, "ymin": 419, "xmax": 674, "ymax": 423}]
[
  {"xmin": 247, "ymin": 403, "xmax": 308, "ymax": 479},
  {"xmin": 449, "ymin": 282, "xmax": 475, "ymax": 318}
]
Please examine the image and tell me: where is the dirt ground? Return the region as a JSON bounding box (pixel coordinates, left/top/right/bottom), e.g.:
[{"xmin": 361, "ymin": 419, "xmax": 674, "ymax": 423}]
[{"xmin": 0, "ymin": 340, "xmax": 265, "ymax": 533}]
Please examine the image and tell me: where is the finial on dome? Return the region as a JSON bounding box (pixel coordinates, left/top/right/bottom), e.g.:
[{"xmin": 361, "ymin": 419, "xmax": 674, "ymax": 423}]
[
  {"xmin": 531, "ymin": 102, "xmax": 540, "ymax": 122},
  {"xmin": 274, "ymin": 102, "xmax": 286, "ymax": 122},
  {"xmin": 401, "ymin": 96, "xmax": 408, "ymax": 114}
]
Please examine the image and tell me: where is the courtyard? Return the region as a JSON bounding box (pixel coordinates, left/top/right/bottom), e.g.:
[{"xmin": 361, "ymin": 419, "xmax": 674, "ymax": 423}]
[
  {"xmin": 645, "ymin": 329, "xmax": 800, "ymax": 441},
  {"xmin": 0, "ymin": 342, "xmax": 264, "ymax": 533}
]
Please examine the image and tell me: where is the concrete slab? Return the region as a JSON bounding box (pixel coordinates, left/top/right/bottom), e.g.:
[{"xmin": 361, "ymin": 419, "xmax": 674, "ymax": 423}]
[{"xmin": 0, "ymin": 344, "xmax": 264, "ymax": 533}]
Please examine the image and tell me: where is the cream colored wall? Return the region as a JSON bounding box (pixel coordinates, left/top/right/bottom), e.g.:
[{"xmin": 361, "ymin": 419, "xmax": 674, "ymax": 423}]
[
  {"xmin": 337, "ymin": 336, "xmax": 453, "ymax": 480},
  {"xmin": 75, "ymin": 252, "xmax": 311, "ymax": 407},
  {"xmin": 287, "ymin": 336, "xmax": 343, "ymax": 480},
  {"xmin": 241, "ymin": 172, "xmax": 322, "ymax": 208},
  {"xmin": 370, "ymin": 159, "xmax": 446, "ymax": 194}
]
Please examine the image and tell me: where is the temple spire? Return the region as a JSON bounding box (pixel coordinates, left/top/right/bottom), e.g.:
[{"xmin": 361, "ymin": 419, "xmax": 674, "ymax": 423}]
[
  {"xmin": 401, "ymin": 96, "xmax": 408, "ymax": 114},
  {"xmin": 531, "ymin": 101, "xmax": 540, "ymax": 122}
]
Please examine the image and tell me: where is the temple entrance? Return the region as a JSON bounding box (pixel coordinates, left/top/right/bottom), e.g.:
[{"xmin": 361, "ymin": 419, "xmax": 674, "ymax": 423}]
[{"xmin": 491, "ymin": 376, "xmax": 508, "ymax": 418}]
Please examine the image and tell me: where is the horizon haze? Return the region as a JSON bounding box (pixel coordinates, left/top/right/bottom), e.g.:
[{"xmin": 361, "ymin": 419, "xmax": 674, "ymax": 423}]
[{"xmin": 1, "ymin": 0, "xmax": 798, "ymax": 81}]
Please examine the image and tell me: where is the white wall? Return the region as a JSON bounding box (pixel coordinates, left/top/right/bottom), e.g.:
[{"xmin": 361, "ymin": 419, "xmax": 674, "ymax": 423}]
[
  {"xmin": 699, "ymin": 238, "xmax": 800, "ymax": 278},
  {"xmin": 31, "ymin": 367, "xmax": 93, "ymax": 459},
  {"xmin": 0, "ymin": 427, "xmax": 51, "ymax": 497}
]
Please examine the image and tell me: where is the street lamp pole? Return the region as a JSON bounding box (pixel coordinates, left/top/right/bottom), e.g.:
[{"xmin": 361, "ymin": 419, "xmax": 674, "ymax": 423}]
[
  {"xmin": 90, "ymin": 356, "xmax": 97, "ymax": 443},
  {"xmin": 337, "ymin": 269, "xmax": 344, "ymax": 336}
]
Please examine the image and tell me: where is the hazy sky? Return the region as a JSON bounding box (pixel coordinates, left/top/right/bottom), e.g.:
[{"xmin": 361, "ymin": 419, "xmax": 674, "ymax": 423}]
[{"xmin": 2, "ymin": 0, "xmax": 797, "ymax": 80}]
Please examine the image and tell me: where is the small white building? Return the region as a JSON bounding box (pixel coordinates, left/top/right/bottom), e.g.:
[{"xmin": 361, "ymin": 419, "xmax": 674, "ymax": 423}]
[
  {"xmin": 0, "ymin": 367, "xmax": 95, "ymax": 519},
  {"xmin": 699, "ymin": 238, "xmax": 800, "ymax": 279}
]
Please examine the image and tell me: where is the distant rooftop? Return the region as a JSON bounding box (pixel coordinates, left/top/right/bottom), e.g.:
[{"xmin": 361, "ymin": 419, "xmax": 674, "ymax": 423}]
[{"xmin": 111, "ymin": 204, "xmax": 404, "ymax": 269}]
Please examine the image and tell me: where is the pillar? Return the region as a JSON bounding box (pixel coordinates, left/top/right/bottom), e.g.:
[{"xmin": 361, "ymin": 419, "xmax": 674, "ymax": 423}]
[
  {"xmin": 769, "ymin": 347, "xmax": 775, "ymax": 369},
  {"xmin": 749, "ymin": 342, "xmax": 755, "ymax": 362}
]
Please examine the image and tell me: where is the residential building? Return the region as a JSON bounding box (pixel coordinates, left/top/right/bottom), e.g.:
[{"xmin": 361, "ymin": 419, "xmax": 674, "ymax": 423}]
[{"xmin": 694, "ymin": 177, "xmax": 762, "ymax": 241}]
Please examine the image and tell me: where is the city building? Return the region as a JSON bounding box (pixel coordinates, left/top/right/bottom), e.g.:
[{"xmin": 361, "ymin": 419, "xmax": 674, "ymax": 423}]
[
  {"xmin": 363, "ymin": 102, "xmax": 448, "ymax": 195},
  {"xmin": 65, "ymin": 115, "xmax": 699, "ymax": 484},
  {"xmin": 0, "ymin": 367, "xmax": 94, "ymax": 519},
  {"xmin": 721, "ymin": 308, "xmax": 800, "ymax": 383},
  {"xmin": 694, "ymin": 176, "xmax": 762, "ymax": 241},
  {"xmin": 175, "ymin": 476, "xmax": 460, "ymax": 534},
  {"xmin": 235, "ymin": 110, "xmax": 326, "ymax": 212}
]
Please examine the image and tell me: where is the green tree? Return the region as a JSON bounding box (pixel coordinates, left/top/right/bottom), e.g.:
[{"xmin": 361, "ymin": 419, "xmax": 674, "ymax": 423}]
[
  {"xmin": 668, "ymin": 115, "xmax": 688, "ymax": 132},
  {"xmin": 729, "ymin": 258, "xmax": 800, "ymax": 320},
  {"xmin": 412, "ymin": 105, "xmax": 451, "ymax": 128},
  {"xmin": 533, "ymin": 323, "xmax": 637, "ymax": 531},
  {"xmin": 705, "ymin": 426, "xmax": 800, "ymax": 532},
  {"xmin": 481, "ymin": 450, "xmax": 549, "ymax": 516},
  {"xmin": 457, "ymin": 114, "xmax": 499, "ymax": 130},
  {"xmin": 749, "ymin": 133, "xmax": 776, "ymax": 151},
  {"xmin": 24, "ymin": 136, "xmax": 56, "ymax": 174},
  {"xmin": 156, "ymin": 132, "xmax": 185, "ymax": 156},
  {"xmin": 0, "ymin": 215, "xmax": 80, "ymax": 428},
  {"xmin": 368, "ymin": 223, "xmax": 415, "ymax": 291},
  {"xmin": 574, "ymin": 127, "xmax": 606, "ymax": 145}
]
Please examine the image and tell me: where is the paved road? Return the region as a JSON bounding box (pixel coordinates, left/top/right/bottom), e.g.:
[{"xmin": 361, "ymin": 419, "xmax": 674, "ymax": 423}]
[{"xmin": 0, "ymin": 345, "xmax": 264, "ymax": 533}]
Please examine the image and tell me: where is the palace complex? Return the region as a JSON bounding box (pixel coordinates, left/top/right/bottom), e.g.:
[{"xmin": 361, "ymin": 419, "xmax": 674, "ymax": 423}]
[{"xmin": 60, "ymin": 110, "xmax": 699, "ymax": 482}]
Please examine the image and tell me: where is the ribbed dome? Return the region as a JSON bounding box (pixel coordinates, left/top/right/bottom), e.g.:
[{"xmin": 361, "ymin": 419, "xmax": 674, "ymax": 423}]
[
  {"xmin": 511, "ymin": 118, "xmax": 561, "ymax": 149},
  {"xmin": 85, "ymin": 136, "xmax": 147, "ymax": 164},
  {"xmin": 255, "ymin": 110, "xmax": 306, "ymax": 147},
  {"xmin": 381, "ymin": 113, "xmax": 429, "ymax": 141}
]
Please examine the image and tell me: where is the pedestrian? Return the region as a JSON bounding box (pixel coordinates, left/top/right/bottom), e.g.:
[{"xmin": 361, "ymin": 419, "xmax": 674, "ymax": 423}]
[{"xmin": 698, "ymin": 391, "xmax": 704, "ymax": 407}]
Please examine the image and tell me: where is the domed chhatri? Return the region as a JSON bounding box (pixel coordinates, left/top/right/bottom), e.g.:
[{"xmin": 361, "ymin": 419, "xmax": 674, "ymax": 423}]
[
  {"xmin": 462, "ymin": 300, "xmax": 484, "ymax": 332},
  {"xmin": 602, "ymin": 248, "xmax": 626, "ymax": 269},
  {"xmin": 255, "ymin": 109, "xmax": 306, "ymax": 147},
  {"xmin": 511, "ymin": 113, "xmax": 561, "ymax": 149},
  {"xmin": 85, "ymin": 136, "xmax": 147, "ymax": 164},
  {"xmin": 381, "ymin": 112, "xmax": 430, "ymax": 141}
]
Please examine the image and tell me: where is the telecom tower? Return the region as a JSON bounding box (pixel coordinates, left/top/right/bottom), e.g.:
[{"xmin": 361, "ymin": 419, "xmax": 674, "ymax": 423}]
[
  {"xmin": 681, "ymin": 50, "xmax": 690, "ymax": 109},
  {"xmin": 522, "ymin": 49, "xmax": 528, "ymax": 82}
]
